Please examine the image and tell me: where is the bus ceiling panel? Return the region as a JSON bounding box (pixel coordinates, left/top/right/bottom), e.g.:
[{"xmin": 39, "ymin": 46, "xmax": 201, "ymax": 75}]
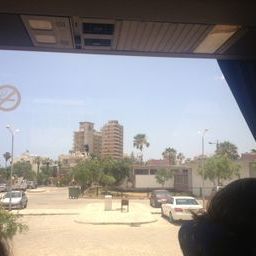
[
  {"xmin": 224, "ymin": 29, "xmax": 256, "ymax": 57},
  {"xmin": 0, "ymin": 14, "xmax": 33, "ymax": 47},
  {"xmin": 0, "ymin": 1, "xmax": 255, "ymax": 26}
]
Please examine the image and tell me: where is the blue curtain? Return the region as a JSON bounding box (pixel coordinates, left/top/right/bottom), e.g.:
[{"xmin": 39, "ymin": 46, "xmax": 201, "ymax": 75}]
[{"xmin": 218, "ymin": 60, "xmax": 256, "ymax": 141}]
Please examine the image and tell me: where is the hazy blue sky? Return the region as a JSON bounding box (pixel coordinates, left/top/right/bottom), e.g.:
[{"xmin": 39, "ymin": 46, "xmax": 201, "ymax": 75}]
[{"xmin": 0, "ymin": 50, "xmax": 255, "ymax": 163}]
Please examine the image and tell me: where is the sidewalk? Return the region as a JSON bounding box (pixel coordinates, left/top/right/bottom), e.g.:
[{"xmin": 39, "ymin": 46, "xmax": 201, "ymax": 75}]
[{"xmin": 74, "ymin": 202, "xmax": 157, "ymax": 225}]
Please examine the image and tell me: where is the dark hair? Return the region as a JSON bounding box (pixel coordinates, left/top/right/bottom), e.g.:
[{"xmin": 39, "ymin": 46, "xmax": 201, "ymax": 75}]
[
  {"xmin": 207, "ymin": 178, "xmax": 256, "ymax": 232},
  {"xmin": 179, "ymin": 178, "xmax": 256, "ymax": 256},
  {"xmin": 204, "ymin": 178, "xmax": 256, "ymax": 236},
  {"xmin": 0, "ymin": 239, "xmax": 10, "ymax": 256}
]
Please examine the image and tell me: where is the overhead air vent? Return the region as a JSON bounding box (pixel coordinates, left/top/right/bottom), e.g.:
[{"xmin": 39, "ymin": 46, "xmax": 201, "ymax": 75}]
[
  {"xmin": 28, "ymin": 20, "xmax": 52, "ymax": 30},
  {"xmin": 72, "ymin": 18, "xmax": 117, "ymax": 50},
  {"xmin": 21, "ymin": 15, "xmax": 74, "ymax": 49},
  {"xmin": 84, "ymin": 38, "xmax": 111, "ymax": 47},
  {"xmin": 35, "ymin": 34, "xmax": 56, "ymax": 44},
  {"xmin": 83, "ymin": 23, "xmax": 114, "ymax": 35}
]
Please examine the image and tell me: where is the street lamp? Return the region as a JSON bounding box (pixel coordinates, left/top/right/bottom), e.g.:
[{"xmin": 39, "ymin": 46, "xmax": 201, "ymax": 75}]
[
  {"xmin": 209, "ymin": 140, "xmax": 219, "ymax": 151},
  {"xmin": 6, "ymin": 125, "xmax": 19, "ymax": 211},
  {"xmin": 200, "ymin": 129, "xmax": 208, "ymax": 208}
]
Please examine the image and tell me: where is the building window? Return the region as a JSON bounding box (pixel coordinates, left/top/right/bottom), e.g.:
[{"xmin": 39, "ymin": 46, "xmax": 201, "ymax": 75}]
[
  {"xmin": 150, "ymin": 169, "xmax": 157, "ymax": 175},
  {"xmin": 135, "ymin": 169, "xmax": 148, "ymax": 175}
]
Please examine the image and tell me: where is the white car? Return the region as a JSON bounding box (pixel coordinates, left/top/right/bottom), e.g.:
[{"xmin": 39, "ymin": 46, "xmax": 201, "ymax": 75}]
[
  {"xmin": 0, "ymin": 191, "xmax": 28, "ymax": 209},
  {"xmin": 161, "ymin": 196, "xmax": 203, "ymax": 223}
]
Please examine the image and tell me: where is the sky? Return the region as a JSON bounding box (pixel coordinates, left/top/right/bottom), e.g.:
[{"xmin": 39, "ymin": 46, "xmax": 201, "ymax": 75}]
[{"xmin": 0, "ymin": 50, "xmax": 255, "ymax": 164}]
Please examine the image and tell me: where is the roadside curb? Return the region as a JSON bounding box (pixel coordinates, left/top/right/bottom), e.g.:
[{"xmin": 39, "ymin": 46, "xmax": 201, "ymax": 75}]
[
  {"xmin": 12, "ymin": 208, "xmax": 79, "ymax": 216},
  {"xmin": 26, "ymin": 189, "xmax": 46, "ymax": 193},
  {"xmin": 74, "ymin": 219, "xmax": 157, "ymax": 225},
  {"xmin": 17, "ymin": 212, "xmax": 79, "ymax": 216}
]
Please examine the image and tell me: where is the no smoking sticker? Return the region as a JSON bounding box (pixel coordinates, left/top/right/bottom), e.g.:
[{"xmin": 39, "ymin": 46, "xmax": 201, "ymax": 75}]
[{"xmin": 0, "ymin": 85, "xmax": 21, "ymax": 112}]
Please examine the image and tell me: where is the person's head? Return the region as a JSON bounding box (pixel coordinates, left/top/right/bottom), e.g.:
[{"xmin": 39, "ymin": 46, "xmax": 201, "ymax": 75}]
[
  {"xmin": 0, "ymin": 239, "xmax": 10, "ymax": 256},
  {"xmin": 206, "ymin": 178, "xmax": 256, "ymax": 235},
  {"xmin": 179, "ymin": 178, "xmax": 256, "ymax": 256}
]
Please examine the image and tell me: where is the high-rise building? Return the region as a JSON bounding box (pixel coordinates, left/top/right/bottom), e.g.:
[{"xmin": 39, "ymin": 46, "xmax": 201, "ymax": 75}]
[
  {"xmin": 73, "ymin": 120, "xmax": 123, "ymax": 159},
  {"xmin": 101, "ymin": 120, "xmax": 123, "ymax": 160},
  {"xmin": 73, "ymin": 122, "xmax": 94, "ymax": 155},
  {"xmin": 93, "ymin": 131, "xmax": 102, "ymax": 157}
]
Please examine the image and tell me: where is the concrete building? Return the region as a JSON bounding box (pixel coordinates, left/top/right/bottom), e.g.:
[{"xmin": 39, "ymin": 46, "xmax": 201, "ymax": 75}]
[
  {"xmin": 73, "ymin": 120, "xmax": 123, "ymax": 159},
  {"xmin": 101, "ymin": 120, "xmax": 123, "ymax": 160},
  {"xmin": 13, "ymin": 151, "xmax": 49, "ymax": 174},
  {"xmin": 130, "ymin": 155, "xmax": 256, "ymax": 195},
  {"xmin": 73, "ymin": 122, "xmax": 95, "ymax": 155},
  {"xmin": 146, "ymin": 159, "xmax": 170, "ymax": 167},
  {"xmin": 186, "ymin": 156, "xmax": 256, "ymax": 197},
  {"xmin": 132, "ymin": 164, "xmax": 191, "ymax": 191},
  {"xmin": 93, "ymin": 131, "xmax": 102, "ymax": 157},
  {"xmin": 58, "ymin": 152, "xmax": 86, "ymax": 168}
]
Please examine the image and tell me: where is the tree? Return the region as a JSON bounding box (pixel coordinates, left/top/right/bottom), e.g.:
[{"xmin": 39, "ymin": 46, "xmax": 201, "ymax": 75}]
[
  {"xmin": 162, "ymin": 147, "xmax": 177, "ymax": 165},
  {"xmin": 129, "ymin": 152, "xmax": 136, "ymax": 163},
  {"xmin": 3, "ymin": 152, "xmax": 11, "ymax": 167},
  {"xmin": 177, "ymin": 152, "xmax": 185, "ymax": 164},
  {"xmin": 216, "ymin": 141, "xmax": 239, "ymax": 160},
  {"xmin": 38, "ymin": 165, "xmax": 53, "ymax": 185},
  {"xmin": 199, "ymin": 155, "xmax": 241, "ymax": 186},
  {"xmin": 104, "ymin": 158, "xmax": 130, "ymax": 186},
  {"xmin": 13, "ymin": 161, "xmax": 35, "ymax": 180},
  {"xmin": 72, "ymin": 157, "xmax": 131, "ymax": 193},
  {"xmin": 0, "ymin": 209, "xmax": 28, "ymax": 239},
  {"xmin": 73, "ymin": 158, "xmax": 104, "ymax": 192},
  {"xmin": 133, "ymin": 134, "xmax": 150, "ymax": 163},
  {"xmin": 0, "ymin": 167, "xmax": 10, "ymax": 181},
  {"xmin": 35, "ymin": 156, "xmax": 41, "ymax": 179},
  {"xmin": 155, "ymin": 168, "xmax": 173, "ymax": 187},
  {"xmin": 251, "ymin": 149, "xmax": 256, "ymax": 153}
]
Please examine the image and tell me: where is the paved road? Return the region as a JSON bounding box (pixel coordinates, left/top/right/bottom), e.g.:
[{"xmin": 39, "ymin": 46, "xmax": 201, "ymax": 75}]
[
  {"xmin": 12, "ymin": 187, "xmax": 183, "ymax": 256},
  {"xmin": 26, "ymin": 187, "xmax": 151, "ymax": 209}
]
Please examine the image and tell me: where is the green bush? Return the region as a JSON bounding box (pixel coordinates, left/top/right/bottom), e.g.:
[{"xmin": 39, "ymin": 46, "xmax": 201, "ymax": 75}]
[{"xmin": 0, "ymin": 208, "xmax": 28, "ymax": 239}]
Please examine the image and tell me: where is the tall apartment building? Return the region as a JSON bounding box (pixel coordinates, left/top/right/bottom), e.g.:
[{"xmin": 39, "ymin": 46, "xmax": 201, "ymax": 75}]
[
  {"xmin": 93, "ymin": 131, "xmax": 102, "ymax": 157},
  {"xmin": 73, "ymin": 120, "xmax": 123, "ymax": 159},
  {"xmin": 73, "ymin": 122, "xmax": 94, "ymax": 155},
  {"xmin": 101, "ymin": 120, "xmax": 123, "ymax": 160}
]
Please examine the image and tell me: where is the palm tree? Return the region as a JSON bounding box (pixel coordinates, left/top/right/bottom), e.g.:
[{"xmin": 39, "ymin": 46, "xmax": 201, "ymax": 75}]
[
  {"xmin": 177, "ymin": 152, "xmax": 185, "ymax": 165},
  {"xmin": 35, "ymin": 156, "xmax": 41, "ymax": 179},
  {"xmin": 3, "ymin": 152, "xmax": 11, "ymax": 168},
  {"xmin": 133, "ymin": 134, "xmax": 150, "ymax": 164},
  {"xmin": 162, "ymin": 147, "xmax": 177, "ymax": 165},
  {"xmin": 43, "ymin": 158, "xmax": 51, "ymax": 174}
]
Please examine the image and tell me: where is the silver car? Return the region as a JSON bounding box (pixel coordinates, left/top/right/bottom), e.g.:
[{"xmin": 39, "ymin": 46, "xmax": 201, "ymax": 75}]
[
  {"xmin": 0, "ymin": 183, "xmax": 7, "ymax": 192},
  {"xmin": 0, "ymin": 191, "xmax": 28, "ymax": 209}
]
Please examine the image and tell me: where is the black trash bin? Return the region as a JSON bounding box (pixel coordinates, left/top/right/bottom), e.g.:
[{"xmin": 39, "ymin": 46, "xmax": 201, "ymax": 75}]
[{"xmin": 68, "ymin": 186, "xmax": 80, "ymax": 199}]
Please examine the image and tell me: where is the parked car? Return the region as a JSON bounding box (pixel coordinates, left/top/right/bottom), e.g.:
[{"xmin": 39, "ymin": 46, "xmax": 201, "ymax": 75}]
[
  {"xmin": 150, "ymin": 189, "xmax": 172, "ymax": 208},
  {"xmin": 0, "ymin": 183, "xmax": 7, "ymax": 192},
  {"xmin": 27, "ymin": 181, "xmax": 37, "ymax": 189},
  {"xmin": 13, "ymin": 180, "xmax": 28, "ymax": 191},
  {"xmin": 212, "ymin": 185, "xmax": 223, "ymax": 192},
  {"xmin": 161, "ymin": 196, "xmax": 203, "ymax": 223},
  {"xmin": 0, "ymin": 190, "xmax": 28, "ymax": 209}
]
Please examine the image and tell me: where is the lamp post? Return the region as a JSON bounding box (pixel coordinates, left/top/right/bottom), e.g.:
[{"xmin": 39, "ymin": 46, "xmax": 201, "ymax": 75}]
[
  {"xmin": 209, "ymin": 140, "xmax": 219, "ymax": 151},
  {"xmin": 201, "ymin": 129, "xmax": 208, "ymax": 208},
  {"xmin": 6, "ymin": 125, "xmax": 19, "ymax": 211}
]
